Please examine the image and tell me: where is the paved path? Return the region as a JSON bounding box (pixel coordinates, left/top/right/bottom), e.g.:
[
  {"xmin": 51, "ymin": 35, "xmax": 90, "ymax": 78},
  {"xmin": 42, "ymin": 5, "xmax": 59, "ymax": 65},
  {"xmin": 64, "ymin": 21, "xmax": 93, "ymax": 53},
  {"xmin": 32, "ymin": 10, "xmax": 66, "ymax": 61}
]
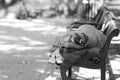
[{"xmin": 0, "ymin": 18, "xmax": 119, "ymax": 80}]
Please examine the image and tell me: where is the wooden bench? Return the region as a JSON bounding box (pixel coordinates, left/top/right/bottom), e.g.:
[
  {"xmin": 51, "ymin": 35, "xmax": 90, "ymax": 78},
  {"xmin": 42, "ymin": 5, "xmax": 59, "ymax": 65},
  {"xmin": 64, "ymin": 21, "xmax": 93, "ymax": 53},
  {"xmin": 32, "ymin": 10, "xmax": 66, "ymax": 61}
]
[
  {"xmin": 67, "ymin": 6, "xmax": 110, "ymax": 31},
  {"xmin": 60, "ymin": 10, "xmax": 120, "ymax": 80}
]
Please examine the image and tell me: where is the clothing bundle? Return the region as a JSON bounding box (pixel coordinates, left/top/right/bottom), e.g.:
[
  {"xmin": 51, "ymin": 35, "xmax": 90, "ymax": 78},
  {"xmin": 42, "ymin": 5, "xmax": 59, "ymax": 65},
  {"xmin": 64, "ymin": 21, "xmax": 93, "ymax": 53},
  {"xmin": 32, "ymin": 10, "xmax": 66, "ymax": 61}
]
[{"xmin": 49, "ymin": 24, "xmax": 106, "ymax": 65}]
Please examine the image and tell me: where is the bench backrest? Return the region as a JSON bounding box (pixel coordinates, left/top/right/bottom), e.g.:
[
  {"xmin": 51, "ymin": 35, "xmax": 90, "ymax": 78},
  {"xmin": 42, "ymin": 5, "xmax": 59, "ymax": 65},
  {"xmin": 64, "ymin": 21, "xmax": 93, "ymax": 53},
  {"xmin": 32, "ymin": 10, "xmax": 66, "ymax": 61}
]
[
  {"xmin": 67, "ymin": 6, "xmax": 110, "ymax": 31},
  {"xmin": 100, "ymin": 9, "xmax": 119, "ymax": 60},
  {"xmin": 102, "ymin": 20, "xmax": 119, "ymax": 55},
  {"xmin": 95, "ymin": 7, "xmax": 110, "ymax": 30}
]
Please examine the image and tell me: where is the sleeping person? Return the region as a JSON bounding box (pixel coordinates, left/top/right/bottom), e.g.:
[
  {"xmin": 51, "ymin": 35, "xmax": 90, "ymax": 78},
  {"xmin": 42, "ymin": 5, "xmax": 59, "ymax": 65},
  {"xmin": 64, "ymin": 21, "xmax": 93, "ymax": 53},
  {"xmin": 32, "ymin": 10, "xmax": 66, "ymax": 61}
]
[{"xmin": 49, "ymin": 24, "xmax": 106, "ymax": 64}]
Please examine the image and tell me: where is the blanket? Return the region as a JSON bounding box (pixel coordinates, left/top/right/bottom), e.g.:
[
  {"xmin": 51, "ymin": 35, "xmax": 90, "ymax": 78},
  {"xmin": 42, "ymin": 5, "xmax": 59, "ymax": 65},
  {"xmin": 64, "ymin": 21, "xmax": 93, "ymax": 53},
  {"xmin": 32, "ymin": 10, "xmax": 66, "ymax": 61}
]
[
  {"xmin": 64, "ymin": 24, "xmax": 106, "ymax": 49},
  {"xmin": 49, "ymin": 24, "xmax": 106, "ymax": 64}
]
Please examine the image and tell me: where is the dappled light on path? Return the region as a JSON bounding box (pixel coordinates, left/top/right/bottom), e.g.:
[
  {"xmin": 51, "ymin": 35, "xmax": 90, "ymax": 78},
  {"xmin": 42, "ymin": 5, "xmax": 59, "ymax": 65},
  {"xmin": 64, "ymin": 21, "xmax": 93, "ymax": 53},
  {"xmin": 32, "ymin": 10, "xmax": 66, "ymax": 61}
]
[
  {"xmin": 0, "ymin": 18, "xmax": 120, "ymax": 80},
  {"xmin": 0, "ymin": 35, "xmax": 49, "ymax": 53},
  {"xmin": 0, "ymin": 18, "xmax": 67, "ymax": 80},
  {"xmin": 0, "ymin": 18, "xmax": 67, "ymax": 35},
  {"xmin": 0, "ymin": 18, "xmax": 67, "ymax": 53}
]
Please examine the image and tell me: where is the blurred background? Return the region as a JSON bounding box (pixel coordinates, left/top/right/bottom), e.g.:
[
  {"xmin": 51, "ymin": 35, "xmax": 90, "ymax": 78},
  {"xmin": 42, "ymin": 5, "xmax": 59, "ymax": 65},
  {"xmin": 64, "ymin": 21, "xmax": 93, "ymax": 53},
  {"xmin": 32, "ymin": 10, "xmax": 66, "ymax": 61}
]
[{"xmin": 0, "ymin": 0, "xmax": 120, "ymax": 19}]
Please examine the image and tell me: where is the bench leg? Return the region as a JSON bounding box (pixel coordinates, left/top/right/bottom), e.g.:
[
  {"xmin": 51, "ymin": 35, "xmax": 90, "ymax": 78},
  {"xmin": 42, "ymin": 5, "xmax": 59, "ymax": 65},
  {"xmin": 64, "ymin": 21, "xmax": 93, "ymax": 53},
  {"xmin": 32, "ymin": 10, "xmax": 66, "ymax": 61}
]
[
  {"xmin": 68, "ymin": 67, "xmax": 72, "ymax": 77},
  {"xmin": 107, "ymin": 59, "xmax": 115, "ymax": 80},
  {"xmin": 60, "ymin": 61, "xmax": 71, "ymax": 80},
  {"xmin": 60, "ymin": 61, "xmax": 76, "ymax": 80}
]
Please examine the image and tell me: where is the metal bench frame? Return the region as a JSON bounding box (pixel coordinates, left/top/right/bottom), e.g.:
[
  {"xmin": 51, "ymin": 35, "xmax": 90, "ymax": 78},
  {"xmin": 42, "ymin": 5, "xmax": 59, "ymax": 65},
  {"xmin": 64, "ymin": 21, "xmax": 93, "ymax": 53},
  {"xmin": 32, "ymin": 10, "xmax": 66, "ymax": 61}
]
[
  {"xmin": 60, "ymin": 10, "xmax": 120, "ymax": 80},
  {"xmin": 67, "ymin": 6, "xmax": 110, "ymax": 31}
]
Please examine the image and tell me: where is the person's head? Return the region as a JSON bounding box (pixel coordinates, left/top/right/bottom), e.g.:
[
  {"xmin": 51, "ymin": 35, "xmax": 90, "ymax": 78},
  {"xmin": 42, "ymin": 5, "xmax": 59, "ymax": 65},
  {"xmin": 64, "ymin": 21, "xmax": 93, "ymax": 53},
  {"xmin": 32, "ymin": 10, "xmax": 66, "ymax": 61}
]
[{"xmin": 71, "ymin": 33, "xmax": 88, "ymax": 46}]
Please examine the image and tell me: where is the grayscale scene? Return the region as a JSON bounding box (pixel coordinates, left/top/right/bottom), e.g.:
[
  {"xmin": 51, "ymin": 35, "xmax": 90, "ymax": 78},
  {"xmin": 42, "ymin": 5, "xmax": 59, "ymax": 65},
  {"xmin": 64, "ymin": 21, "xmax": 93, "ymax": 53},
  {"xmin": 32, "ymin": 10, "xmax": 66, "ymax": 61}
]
[{"xmin": 0, "ymin": 0, "xmax": 120, "ymax": 80}]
